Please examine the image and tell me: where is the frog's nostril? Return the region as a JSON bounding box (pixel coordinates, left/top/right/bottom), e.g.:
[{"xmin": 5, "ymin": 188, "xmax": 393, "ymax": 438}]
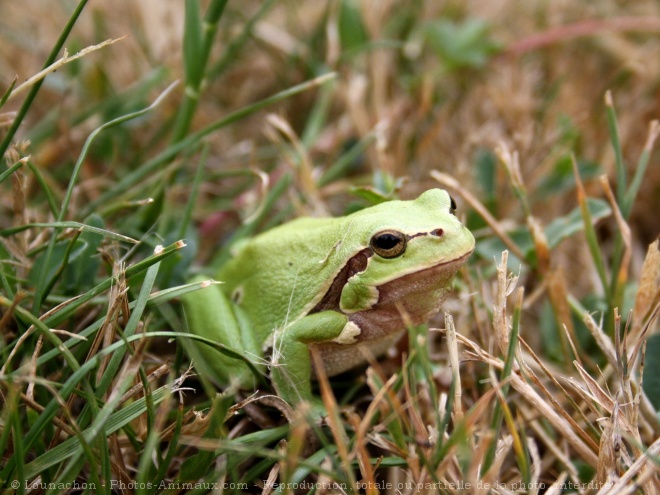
[{"xmin": 431, "ymin": 228, "xmax": 444, "ymax": 237}]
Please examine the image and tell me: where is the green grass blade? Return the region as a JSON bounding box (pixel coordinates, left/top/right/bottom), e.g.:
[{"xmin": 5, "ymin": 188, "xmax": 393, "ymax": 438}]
[
  {"xmin": 82, "ymin": 73, "xmax": 336, "ymax": 216},
  {"xmin": 94, "ymin": 261, "xmax": 160, "ymax": 398},
  {"xmin": 54, "ymin": 356, "xmax": 145, "ymax": 488},
  {"xmin": 179, "ymin": 144, "xmax": 208, "ymax": 240},
  {"xmin": 3, "ymin": 242, "xmax": 185, "ymax": 376},
  {"xmin": 182, "ymin": 0, "xmax": 203, "ymax": 86},
  {"xmin": 155, "ymin": 400, "xmax": 184, "ymax": 484},
  {"xmin": 25, "ymin": 160, "xmax": 59, "ymax": 218},
  {"xmin": 208, "ymin": 0, "xmax": 276, "ymax": 78},
  {"xmin": 23, "ymin": 385, "xmax": 170, "ymax": 479},
  {"xmin": 0, "ymin": 157, "xmax": 26, "ymax": 184},
  {"xmin": 301, "ymin": 75, "xmax": 335, "ymax": 148},
  {"xmin": 483, "ymin": 288, "xmax": 523, "ymax": 473},
  {"xmin": 0, "ymin": 221, "xmax": 138, "ymax": 244},
  {"xmin": 0, "ymin": 76, "xmax": 17, "ymax": 110},
  {"xmin": 318, "ymin": 132, "xmax": 377, "ymax": 187},
  {"xmin": 610, "ymin": 120, "xmax": 660, "ymax": 299},
  {"xmin": 9, "ymin": 387, "xmax": 26, "ymax": 495},
  {"xmin": 1, "ymin": 332, "xmax": 188, "ymax": 481},
  {"xmin": 46, "ymin": 456, "xmax": 87, "ymax": 495},
  {"xmin": 605, "ymin": 91, "xmax": 626, "ymax": 205},
  {"xmin": 0, "ymin": 319, "xmax": 82, "ymax": 481},
  {"xmin": 59, "ymin": 81, "xmax": 178, "ymax": 223},
  {"xmin": 30, "ymin": 82, "xmax": 177, "ymax": 315},
  {"xmin": 0, "ymin": 0, "xmax": 89, "ymax": 159},
  {"xmin": 135, "ymin": 393, "xmax": 172, "ymax": 489},
  {"xmin": 170, "ymin": 0, "xmax": 229, "ymax": 143},
  {"xmin": 0, "ymin": 388, "xmax": 15, "ymax": 463},
  {"xmin": 573, "ymin": 157, "xmax": 611, "ymax": 304},
  {"xmin": 38, "ymin": 230, "xmax": 83, "ymax": 307},
  {"xmin": 1, "ymin": 301, "xmax": 100, "ymax": 429},
  {"xmin": 2, "ymin": 298, "xmax": 83, "ymax": 375},
  {"xmin": 150, "ymin": 278, "xmax": 219, "ymax": 306},
  {"xmin": 622, "ymin": 122, "xmax": 658, "ymax": 218}
]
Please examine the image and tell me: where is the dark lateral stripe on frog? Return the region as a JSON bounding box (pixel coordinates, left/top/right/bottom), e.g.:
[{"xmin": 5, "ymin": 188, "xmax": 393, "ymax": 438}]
[
  {"xmin": 310, "ymin": 229, "xmax": 449, "ymax": 315},
  {"xmin": 310, "ymin": 247, "xmax": 372, "ymax": 314}
]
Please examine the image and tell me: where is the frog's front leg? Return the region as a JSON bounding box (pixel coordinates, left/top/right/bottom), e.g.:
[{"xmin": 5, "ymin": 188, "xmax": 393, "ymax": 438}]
[{"xmin": 270, "ymin": 311, "xmax": 352, "ymax": 406}]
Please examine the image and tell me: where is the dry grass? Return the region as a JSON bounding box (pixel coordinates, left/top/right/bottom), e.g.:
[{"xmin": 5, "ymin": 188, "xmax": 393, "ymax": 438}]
[{"xmin": 1, "ymin": 0, "xmax": 659, "ymax": 493}]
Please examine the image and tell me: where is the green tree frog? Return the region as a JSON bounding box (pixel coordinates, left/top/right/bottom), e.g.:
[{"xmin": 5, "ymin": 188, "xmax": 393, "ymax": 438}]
[{"xmin": 182, "ymin": 189, "xmax": 474, "ymax": 408}]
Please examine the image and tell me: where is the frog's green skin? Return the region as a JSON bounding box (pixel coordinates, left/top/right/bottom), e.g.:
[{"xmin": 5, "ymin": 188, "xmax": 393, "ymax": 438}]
[{"xmin": 182, "ymin": 189, "xmax": 475, "ymax": 408}]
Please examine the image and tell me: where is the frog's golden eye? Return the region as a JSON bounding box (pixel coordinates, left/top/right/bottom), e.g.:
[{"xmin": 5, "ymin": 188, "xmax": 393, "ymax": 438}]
[
  {"xmin": 449, "ymin": 195, "xmax": 457, "ymax": 215},
  {"xmin": 370, "ymin": 230, "xmax": 407, "ymax": 258}
]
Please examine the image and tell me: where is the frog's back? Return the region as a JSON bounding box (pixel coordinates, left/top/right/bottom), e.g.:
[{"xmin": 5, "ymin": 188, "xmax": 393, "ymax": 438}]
[{"xmin": 217, "ymin": 216, "xmax": 349, "ymax": 343}]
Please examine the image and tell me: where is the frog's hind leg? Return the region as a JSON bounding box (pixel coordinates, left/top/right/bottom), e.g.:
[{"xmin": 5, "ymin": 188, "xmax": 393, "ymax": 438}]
[
  {"xmin": 182, "ymin": 276, "xmax": 262, "ymax": 390},
  {"xmin": 270, "ymin": 311, "xmax": 349, "ymax": 408}
]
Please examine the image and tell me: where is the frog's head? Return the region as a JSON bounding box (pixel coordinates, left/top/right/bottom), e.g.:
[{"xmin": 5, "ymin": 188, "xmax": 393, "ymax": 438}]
[{"xmin": 337, "ymin": 188, "xmax": 475, "ymax": 316}]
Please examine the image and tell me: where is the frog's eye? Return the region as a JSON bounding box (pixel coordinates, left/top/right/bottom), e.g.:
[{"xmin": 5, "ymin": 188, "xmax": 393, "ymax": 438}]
[
  {"xmin": 449, "ymin": 195, "xmax": 457, "ymax": 215},
  {"xmin": 370, "ymin": 230, "xmax": 407, "ymax": 259}
]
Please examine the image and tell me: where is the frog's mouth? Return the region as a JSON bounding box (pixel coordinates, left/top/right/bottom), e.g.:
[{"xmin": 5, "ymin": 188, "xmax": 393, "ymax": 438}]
[
  {"xmin": 373, "ymin": 248, "xmax": 473, "ymax": 310},
  {"xmin": 429, "ymin": 248, "xmax": 473, "ymax": 270}
]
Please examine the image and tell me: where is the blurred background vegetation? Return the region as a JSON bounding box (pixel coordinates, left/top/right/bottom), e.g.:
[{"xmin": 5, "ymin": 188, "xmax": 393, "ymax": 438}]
[{"xmin": 1, "ymin": 0, "xmax": 659, "ymax": 492}]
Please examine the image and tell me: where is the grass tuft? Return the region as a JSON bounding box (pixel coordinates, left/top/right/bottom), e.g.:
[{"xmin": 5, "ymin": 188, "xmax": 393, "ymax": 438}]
[{"xmin": 1, "ymin": 1, "xmax": 659, "ymax": 493}]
